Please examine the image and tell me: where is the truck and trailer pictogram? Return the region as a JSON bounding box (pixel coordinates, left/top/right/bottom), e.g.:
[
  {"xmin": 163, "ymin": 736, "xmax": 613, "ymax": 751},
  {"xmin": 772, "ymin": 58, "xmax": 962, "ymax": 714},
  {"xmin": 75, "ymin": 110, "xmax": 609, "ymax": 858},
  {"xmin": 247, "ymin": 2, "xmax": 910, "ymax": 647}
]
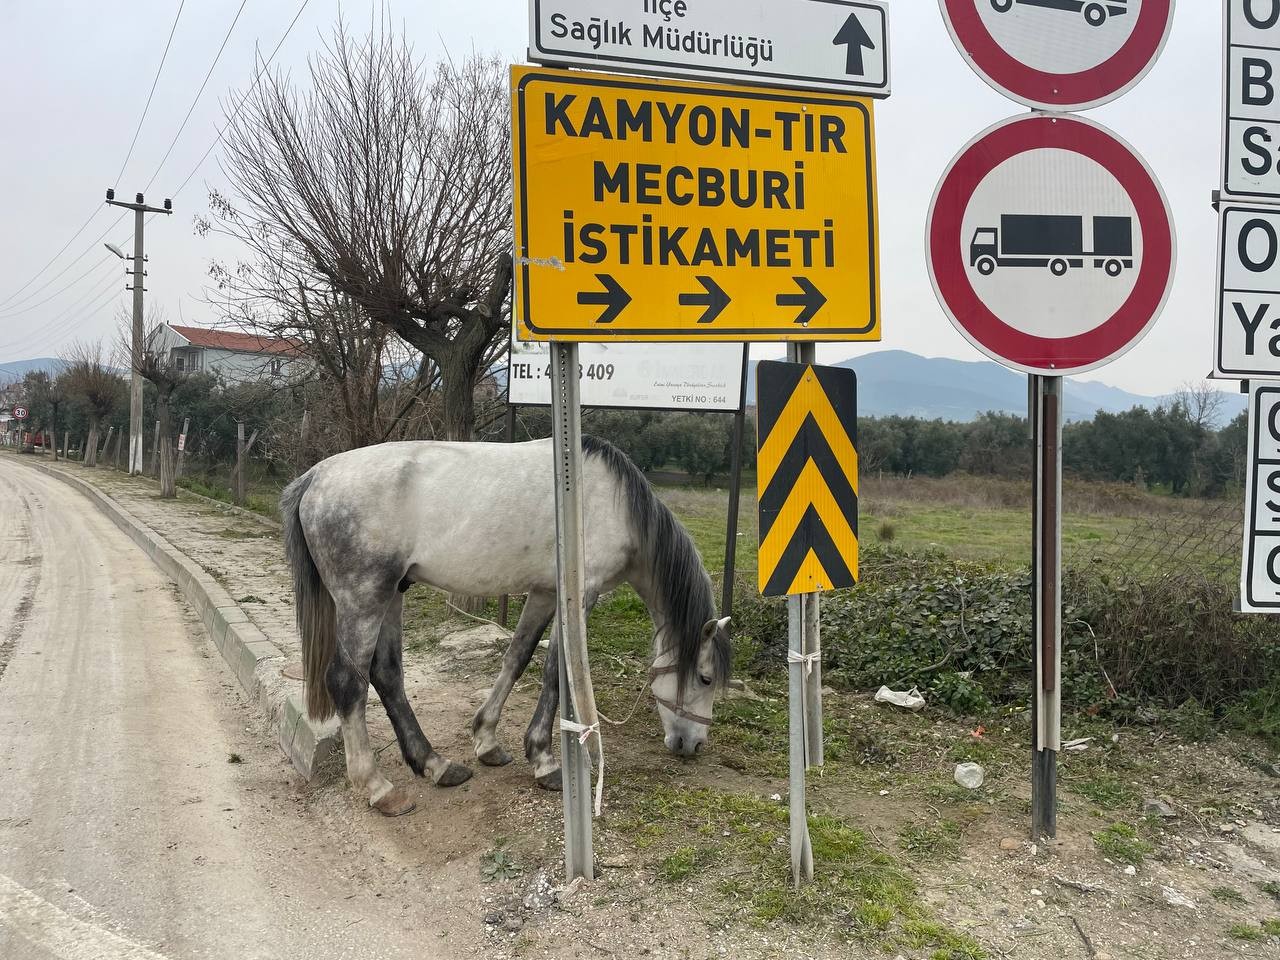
[
  {"xmin": 989, "ymin": 0, "xmax": 1128, "ymax": 27},
  {"xmin": 969, "ymin": 214, "xmax": 1134, "ymax": 278}
]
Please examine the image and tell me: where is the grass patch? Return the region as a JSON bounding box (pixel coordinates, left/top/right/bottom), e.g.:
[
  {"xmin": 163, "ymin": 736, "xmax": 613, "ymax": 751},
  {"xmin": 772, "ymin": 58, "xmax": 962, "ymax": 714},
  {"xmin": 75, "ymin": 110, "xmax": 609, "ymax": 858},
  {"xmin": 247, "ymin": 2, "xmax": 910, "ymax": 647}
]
[
  {"xmin": 614, "ymin": 785, "xmax": 984, "ymax": 956},
  {"xmin": 1265, "ymin": 918, "xmax": 1280, "ymax": 936},
  {"xmin": 898, "ymin": 821, "xmax": 963, "ymax": 862},
  {"xmin": 1229, "ymin": 923, "xmax": 1266, "ymax": 942},
  {"xmin": 657, "ymin": 845, "xmax": 706, "ymax": 883},
  {"xmin": 1072, "ymin": 773, "xmax": 1140, "ymax": 810},
  {"xmin": 1211, "ymin": 886, "xmax": 1246, "ymax": 904},
  {"xmin": 1092, "ymin": 822, "xmax": 1154, "ymax": 865},
  {"xmin": 1261, "ymin": 880, "xmax": 1280, "ymax": 902}
]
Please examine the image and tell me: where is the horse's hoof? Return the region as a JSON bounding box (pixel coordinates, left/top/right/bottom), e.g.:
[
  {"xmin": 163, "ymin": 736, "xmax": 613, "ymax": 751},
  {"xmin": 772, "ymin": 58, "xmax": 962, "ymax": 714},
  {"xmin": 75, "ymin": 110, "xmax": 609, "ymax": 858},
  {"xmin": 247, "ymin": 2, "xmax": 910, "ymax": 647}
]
[
  {"xmin": 433, "ymin": 761, "xmax": 473, "ymax": 787},
  {"xmin": 477, "ymin": 744, "xmax": 514, "ymax": 767},
  {"xmin": 372, "ymin": 785, "xmax": 417, "ymax": 817},
  {"xmin": 534, "ymin": 768, "xmax": 563, "ymax": 792}
]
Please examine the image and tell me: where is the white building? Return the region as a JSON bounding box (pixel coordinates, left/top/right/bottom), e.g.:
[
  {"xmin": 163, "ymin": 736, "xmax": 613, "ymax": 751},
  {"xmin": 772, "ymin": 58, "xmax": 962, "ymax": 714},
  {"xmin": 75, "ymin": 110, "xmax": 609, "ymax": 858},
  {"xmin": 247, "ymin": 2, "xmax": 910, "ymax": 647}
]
[{"xmin": 148, "ymin": 323, "xmax": 304, "ymax": 383}]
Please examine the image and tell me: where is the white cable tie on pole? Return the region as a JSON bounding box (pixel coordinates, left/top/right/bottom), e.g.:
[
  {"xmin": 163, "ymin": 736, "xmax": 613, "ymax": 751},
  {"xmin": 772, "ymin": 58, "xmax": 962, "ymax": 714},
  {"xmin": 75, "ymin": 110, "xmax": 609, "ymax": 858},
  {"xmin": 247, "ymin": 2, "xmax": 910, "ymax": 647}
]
[
  {"xmin": 559, "ymin": 719, "xmax": 604, "ymax": 817},
  {"xmin": 787, "ymin": 650, "xmax": 822, "ymax": 676}
]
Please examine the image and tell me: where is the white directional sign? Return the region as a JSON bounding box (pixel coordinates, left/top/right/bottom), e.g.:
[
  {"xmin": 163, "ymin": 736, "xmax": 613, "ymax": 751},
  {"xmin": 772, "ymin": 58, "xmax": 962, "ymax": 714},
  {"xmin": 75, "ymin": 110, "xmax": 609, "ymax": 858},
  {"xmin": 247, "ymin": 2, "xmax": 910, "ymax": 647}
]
[
  {"xmin": 1215, "ymin": 204, "xmax": 1280, "ymax": 377},
  {"xmin": 1224, "ymin": 1, "xmax": 1280, "ymax": 200},
  {"xmin": 528, "ymin": 0, "xmax": 889, "ymax": 97},
  {"xmin": 1241, "ymin": 381, "xmax": 1280, "ymax": 612},
  {"xmin": 508, "ymin": 340, "xmax": 745, "ymax": 411}
]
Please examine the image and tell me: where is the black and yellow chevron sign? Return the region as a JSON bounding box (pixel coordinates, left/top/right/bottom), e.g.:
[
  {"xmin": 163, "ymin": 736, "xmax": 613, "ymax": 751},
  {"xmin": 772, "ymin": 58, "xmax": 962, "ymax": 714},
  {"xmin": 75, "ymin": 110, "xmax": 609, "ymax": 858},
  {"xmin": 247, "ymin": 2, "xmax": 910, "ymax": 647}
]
[{"xmin": 756, "ymin": 361, "xmax": 858, "ymax": 598}]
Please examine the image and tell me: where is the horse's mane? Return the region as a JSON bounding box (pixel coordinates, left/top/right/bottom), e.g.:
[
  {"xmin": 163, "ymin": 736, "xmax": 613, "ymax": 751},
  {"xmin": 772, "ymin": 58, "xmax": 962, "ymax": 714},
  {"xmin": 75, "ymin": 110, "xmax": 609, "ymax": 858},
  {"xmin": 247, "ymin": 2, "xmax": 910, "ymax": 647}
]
[{"xmin": 582, "ymin": 435, "xmax": 730, "ymax": 692}]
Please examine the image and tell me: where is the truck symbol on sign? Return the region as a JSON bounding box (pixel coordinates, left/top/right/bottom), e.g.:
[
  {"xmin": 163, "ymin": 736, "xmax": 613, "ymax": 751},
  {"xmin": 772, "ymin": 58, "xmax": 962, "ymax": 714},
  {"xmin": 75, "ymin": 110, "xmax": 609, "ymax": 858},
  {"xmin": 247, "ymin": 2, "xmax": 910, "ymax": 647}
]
[
  {"xmin": 970, "ymin": 215, "xmax": 1134, "ymax": 278},
  {"xmin": 990, "ymin": 0, "xmax": 1127, "ymax": 27}
]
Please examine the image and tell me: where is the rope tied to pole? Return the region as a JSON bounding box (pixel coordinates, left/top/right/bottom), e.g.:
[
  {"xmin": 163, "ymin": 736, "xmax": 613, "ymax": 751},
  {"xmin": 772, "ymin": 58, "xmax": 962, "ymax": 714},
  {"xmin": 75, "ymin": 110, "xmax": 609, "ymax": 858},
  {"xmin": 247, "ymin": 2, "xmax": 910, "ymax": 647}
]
[
  {"xmin": 787, "ymin": 650, "xmax": 822, "ymax": 676},
  {"xmin": 558, "ymin": 718, "xmax": 604, "ymax": 817}
]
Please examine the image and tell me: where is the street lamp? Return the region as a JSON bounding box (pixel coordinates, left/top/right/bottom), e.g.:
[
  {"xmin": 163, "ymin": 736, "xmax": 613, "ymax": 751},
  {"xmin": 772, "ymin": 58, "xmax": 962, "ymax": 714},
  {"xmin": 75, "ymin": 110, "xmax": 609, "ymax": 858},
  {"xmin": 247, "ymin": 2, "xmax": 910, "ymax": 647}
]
[{"xmin": 104, "ymin": 242, "xmax": 126, "ymax": 259}]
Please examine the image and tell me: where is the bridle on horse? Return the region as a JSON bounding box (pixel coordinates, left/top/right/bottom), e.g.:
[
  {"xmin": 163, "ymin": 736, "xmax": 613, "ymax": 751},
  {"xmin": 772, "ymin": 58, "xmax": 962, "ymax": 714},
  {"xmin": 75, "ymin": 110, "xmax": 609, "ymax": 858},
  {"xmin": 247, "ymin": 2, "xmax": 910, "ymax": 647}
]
[{"xmin": 648, "ymin": 661, "xmax": 714, "ymax": 727}]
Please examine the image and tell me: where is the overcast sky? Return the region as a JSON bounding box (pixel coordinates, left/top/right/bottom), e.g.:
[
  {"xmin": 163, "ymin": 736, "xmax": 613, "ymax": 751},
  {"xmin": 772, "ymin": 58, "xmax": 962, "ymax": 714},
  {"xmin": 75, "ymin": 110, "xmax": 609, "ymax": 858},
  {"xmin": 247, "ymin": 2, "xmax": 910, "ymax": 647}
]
[{"xmin": 0, "ymin": 1, "xmax": 1224, "ymax": 396}]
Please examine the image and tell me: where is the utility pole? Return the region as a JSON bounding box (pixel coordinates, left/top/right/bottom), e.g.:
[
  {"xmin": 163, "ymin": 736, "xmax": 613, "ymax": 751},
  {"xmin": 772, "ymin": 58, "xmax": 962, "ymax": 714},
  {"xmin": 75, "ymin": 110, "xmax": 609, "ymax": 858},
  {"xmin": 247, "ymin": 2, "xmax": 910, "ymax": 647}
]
[{"xmin": 105, "ymin": 189, "xmax": 172, "ymax": 475}]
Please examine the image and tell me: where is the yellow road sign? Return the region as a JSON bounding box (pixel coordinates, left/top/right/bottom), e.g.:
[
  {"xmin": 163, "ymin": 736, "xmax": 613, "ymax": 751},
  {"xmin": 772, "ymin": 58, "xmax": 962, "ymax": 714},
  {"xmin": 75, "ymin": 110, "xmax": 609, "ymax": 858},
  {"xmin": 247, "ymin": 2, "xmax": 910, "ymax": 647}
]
[
  {"xmin": 757, "ymin": 361, "xmax": 858, "ymax": 596},
  {"xmin": 512, "ymin": 66, "xmax": 880, "ymax": 342}
]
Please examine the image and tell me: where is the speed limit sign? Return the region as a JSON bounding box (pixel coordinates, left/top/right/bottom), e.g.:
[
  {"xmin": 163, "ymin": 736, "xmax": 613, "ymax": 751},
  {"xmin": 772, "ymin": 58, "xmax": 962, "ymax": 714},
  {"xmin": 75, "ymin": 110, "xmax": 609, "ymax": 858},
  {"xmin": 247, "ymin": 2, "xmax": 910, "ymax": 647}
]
[{"xmin": 12, "ymin": 406, "xmax": 27, "ymax": 420}]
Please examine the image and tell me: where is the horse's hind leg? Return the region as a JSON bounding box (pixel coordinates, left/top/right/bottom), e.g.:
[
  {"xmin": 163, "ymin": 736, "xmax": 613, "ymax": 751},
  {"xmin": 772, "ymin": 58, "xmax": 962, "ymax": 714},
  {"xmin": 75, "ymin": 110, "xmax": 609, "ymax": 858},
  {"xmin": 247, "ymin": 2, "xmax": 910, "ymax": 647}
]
[
  {"xmin": 524, "ymin": 632, "xmax": 562, "ymax": 790},
  {"xmin": 328, "ymin": 599, "xmax": 415, "ymax": 816},
  {"xmin": 372, "ymin": 593, "xmax": 472, "ymax": 788},
  {"xmin": 471, "ymin": 590, "xmax": 555, "ymax": 767}
]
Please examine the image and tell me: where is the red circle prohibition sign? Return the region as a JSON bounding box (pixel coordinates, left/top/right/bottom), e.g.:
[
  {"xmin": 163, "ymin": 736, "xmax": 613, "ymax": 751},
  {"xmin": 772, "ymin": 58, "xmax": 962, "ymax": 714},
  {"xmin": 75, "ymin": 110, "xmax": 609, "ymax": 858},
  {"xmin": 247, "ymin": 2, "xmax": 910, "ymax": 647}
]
[
  {"xmin": 939, "ymin": 0, "xmax": 1175, "ymax": 111},
  {"xmin": 927, "ymin": 114, "xmax": 1175, "ymax": 376}
]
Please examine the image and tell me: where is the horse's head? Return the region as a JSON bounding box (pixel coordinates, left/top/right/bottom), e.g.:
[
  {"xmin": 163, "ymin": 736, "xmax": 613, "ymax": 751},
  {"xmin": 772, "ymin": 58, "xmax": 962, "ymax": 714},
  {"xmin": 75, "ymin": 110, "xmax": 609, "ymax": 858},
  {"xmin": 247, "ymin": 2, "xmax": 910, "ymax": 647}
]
[{"xmin": 650, "ymin": 615, "xmax": 731, "ymax": 757}]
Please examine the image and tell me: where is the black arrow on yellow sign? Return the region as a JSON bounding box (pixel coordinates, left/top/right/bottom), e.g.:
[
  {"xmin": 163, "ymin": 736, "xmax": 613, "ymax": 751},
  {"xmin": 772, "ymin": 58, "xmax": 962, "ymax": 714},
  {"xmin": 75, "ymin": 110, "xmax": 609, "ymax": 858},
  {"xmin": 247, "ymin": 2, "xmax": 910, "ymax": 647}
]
[
  {"xmin": 578, "ymin": 274, "xmax": 631, "ymax": 324},
  {"xmin": 679, "ymin": 275, "xmax": 731, "ymax": 324},
  {"xmin": 777, "ymin": 278, "xmax": 828, "ymax": 325},
  {"xmin": 756, "ymin": 361, "xmax": 858, "ymax": 598}
]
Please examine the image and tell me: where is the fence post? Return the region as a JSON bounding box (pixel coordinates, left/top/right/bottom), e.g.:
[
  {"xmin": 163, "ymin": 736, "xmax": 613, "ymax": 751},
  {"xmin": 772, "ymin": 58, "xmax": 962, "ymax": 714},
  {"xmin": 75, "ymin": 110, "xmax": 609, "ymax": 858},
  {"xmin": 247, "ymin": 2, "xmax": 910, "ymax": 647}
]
[
  {"xmin": 99, "ymin": 426, "xmax": 114, "ymax": 466},
  {"xmin": 63, "ymin": 430, "xmax": 69, "ymax": 461},
  {"xmin": 175, "ymin": 417, "xmax": 191, "ymax": 479},
  {"xmin": 235, "ymin": 421, "xmax": 246, "ymax": 506},
  {"xmin": 111, "ymin": 430, "xmax": 123, "ymax": 470},
  {"xmin": 149, "ymin": 420, "xmax": 160, "ymax": 477}
]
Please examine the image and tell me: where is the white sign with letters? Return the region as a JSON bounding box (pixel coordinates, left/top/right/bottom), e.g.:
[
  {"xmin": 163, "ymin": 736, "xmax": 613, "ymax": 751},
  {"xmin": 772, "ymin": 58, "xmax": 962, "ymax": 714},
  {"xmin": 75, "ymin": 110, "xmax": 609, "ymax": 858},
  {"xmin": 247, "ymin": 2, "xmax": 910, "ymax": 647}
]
[
  {"xmin": 1224, "ymin": 0, "xmax": 1280, "ymax": 200},
  {"xmin": 507, "ymin": 339, "xmax": 746, "ymax": 411},
  {"xmin": 1215, "ymin": 204, "xmax": 1280, "ymax": 377},
  {"xmin": 1242, "ymin": 381, "xmax": 1280, "ymax": 611},
  {"xmin": 528, "ymin": 0, "xmax": 889, "ymax": 97}
]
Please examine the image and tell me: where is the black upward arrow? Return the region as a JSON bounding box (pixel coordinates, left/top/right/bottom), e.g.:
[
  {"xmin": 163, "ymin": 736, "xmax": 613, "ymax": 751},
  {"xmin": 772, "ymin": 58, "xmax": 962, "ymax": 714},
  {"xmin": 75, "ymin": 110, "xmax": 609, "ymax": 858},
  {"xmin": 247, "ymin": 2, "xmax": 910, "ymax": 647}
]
[
  {"xmin": 577, "ymin": 274, "xmax": 631, "ymax": 325},
  {"xmin": 678, "ymin": 275, "xmax": 731, "ymax": 324},
  {"xmin": 777, "ymin": 277, "xmax": 827, "ymax": 325},
  {"xmin": 833, "ymin": 12, "xmax": 875, "ymax": 77}
]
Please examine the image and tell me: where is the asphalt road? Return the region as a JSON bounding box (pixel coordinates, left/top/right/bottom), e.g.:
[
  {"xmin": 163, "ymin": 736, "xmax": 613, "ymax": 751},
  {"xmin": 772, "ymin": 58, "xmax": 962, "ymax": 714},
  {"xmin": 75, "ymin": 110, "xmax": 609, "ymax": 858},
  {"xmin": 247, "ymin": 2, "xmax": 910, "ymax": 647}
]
[{"xmin": 0, "ymin": 458, "xmax": 436, "ymax": 960}]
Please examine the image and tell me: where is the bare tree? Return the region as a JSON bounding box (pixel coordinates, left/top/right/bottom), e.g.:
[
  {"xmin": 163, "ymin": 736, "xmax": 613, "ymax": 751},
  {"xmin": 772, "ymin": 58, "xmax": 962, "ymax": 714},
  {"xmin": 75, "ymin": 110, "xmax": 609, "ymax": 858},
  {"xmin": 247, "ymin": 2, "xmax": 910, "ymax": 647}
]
[
  {"xmin": 61, "ymin": 342, "xmax": 122, "ymax": 468},
  {"xmin": 121, "ymin": 312, "xmax": 190, "ymax": 496},
  {"xmin": 203, "ymin": 21, "xmax": 512, "ymax": 443},
  {"xmin": 1174, "ymin": 379, "xmax": 1229, "ymax": 431}
]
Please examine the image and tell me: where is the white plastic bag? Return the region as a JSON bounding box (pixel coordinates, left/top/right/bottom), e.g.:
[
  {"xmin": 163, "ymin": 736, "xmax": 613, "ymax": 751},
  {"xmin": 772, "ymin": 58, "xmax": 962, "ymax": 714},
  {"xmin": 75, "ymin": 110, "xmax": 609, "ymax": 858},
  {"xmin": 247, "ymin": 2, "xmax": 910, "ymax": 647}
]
[{"xmin": 874, "ymin": 685, "xmax": 926, "ymax": 712}]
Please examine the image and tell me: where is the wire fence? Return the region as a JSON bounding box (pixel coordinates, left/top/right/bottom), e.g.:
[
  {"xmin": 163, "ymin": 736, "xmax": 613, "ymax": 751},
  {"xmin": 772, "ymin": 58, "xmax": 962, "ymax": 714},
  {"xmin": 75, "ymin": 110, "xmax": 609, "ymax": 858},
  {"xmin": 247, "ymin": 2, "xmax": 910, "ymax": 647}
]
[{"xmin": 1065, "ymin": 496, "xmax": 1244, "ymax": 585}]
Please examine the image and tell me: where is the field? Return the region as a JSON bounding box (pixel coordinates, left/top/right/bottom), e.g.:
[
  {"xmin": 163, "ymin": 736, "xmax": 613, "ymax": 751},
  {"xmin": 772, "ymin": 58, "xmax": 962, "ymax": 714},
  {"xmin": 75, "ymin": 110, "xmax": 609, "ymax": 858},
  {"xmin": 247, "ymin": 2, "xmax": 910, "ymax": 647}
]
[{"xmin": 391, "ymin": 470, "xmax": 1278, "ymax": 958}]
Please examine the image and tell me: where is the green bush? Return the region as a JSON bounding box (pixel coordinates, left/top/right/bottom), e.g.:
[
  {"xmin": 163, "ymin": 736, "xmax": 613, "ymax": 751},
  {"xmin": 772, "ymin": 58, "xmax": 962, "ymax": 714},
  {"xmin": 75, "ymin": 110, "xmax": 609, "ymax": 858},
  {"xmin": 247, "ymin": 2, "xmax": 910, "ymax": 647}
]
[{"xmin": 733, "ymin": 547, "xmax": 1280, "ymax": 726}]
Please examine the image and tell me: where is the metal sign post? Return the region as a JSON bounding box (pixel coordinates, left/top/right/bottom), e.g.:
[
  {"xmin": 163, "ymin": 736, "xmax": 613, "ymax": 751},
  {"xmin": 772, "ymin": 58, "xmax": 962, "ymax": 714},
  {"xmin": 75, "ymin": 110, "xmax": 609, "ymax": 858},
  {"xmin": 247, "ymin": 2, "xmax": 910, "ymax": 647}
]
[
  {"xmin": 1030, "ymin": 375, "xmax": 1063, "ymax": 840},
  {"xmin": 932, "ymin": 0, "xmax": 1173, "ymax": 843},
  {"xmin": 550, "ymin": 340, "xmax": 598, "ymax": 881},
  {"xmin": 757, "ymin": 344, "xmax": 860, "ymax": 885},
  {"xmin": 721, "ymin": 345, "xmax": 751, "ymax": 619}
]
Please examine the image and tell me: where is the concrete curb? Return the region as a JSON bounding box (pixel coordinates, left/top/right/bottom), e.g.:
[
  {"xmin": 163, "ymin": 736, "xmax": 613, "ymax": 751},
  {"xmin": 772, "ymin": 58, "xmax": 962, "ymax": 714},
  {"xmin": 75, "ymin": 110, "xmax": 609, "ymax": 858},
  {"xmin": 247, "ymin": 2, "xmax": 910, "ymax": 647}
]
[{"xmin": 22, "ymin": 459, "xmax": 339, "ymax": 781}]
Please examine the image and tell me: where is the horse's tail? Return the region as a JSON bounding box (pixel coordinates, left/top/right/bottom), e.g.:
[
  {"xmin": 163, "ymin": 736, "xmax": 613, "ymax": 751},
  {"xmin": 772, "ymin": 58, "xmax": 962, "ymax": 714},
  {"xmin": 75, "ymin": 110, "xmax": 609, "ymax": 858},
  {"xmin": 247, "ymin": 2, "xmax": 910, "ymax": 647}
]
[{"xmin": 280, "ymin": 470, "xmax": 337, "ymax": 722}]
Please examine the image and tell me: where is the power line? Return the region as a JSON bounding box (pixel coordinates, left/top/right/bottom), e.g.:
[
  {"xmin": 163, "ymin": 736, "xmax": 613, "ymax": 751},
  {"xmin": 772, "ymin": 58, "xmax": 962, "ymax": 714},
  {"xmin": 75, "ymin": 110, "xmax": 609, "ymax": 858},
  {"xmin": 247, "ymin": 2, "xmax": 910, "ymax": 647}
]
[
  {"xmin": 22, "ymin": 284, "xmax": 130, "ymax": 357},
  {"xmin": 170, "ymin": 0, "xmax": 312, "ymax": 201},
  {"xmin": 0, "ymin": 206, "xmax": 104, "ymax": 309},
  {"xmin": 114, "ymin": 0, "xmax": 187, "ymax": 186},
  {"xmin": 0, "ymin": 0, "xmax": 185, "ymax": 309},
  {"xmin": 143, "ymin": 0, "xmax": 250, "ymax": 194},
  {"xmin": 0, "ymin": 268, "xmax": 125, "ymax": 354},
  {"xmin": 0, "ymin": 253, "xmax": 116, "ymax": 319}
]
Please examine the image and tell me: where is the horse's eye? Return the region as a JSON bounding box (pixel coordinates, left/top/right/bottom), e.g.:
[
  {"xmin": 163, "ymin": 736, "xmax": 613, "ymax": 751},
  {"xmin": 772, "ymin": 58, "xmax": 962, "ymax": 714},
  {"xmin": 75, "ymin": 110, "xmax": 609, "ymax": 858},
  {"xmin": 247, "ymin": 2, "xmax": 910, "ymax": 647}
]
[{"xmin": 698, "ymin": 673, "xmax": 714, "ymax": 687}]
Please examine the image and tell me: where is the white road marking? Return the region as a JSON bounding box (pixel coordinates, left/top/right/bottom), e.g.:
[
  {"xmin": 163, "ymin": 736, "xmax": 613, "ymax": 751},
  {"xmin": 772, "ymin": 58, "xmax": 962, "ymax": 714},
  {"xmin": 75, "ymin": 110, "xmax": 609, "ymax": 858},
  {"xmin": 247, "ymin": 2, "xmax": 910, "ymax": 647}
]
[{"xmin": 0, "ymin": 873, "xmax": 173, "ymax": 960}]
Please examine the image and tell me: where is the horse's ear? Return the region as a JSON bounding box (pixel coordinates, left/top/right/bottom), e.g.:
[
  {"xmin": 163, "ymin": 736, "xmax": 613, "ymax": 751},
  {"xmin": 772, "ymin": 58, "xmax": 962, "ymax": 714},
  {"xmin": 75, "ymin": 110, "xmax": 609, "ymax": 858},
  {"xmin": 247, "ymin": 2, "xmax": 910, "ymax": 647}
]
[
  {"xmin": 716, "ymin": 616, "xmax": 731, "ymax": 632},
  {"xmin": 701, "ymin": 618, "xmax": 719, "ymax": 639}
]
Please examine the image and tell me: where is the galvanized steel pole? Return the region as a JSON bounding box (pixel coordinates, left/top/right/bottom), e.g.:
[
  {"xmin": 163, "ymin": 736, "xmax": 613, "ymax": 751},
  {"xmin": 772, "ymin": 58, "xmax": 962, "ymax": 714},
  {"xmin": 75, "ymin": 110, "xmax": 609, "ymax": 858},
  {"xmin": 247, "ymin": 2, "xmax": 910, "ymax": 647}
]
[
  {"xmin": 1031, "ymin": 375, "xmax": 1062, "ymax": 840},
  {"xmin": 551, "ymin": 342, "xmax": 596, "ymax": 881}
]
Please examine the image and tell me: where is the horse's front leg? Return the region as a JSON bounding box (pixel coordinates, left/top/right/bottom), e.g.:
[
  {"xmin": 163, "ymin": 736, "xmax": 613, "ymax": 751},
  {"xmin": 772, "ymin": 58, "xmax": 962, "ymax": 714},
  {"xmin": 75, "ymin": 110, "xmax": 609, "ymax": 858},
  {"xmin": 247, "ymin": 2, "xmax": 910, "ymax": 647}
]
[
  {"xmin": 523, "ymin": 591, "xmax": 599, "ymax": 791},
  {"xmin": 471, "ymin": 590, "xmax": 555, "ymax": 766}
]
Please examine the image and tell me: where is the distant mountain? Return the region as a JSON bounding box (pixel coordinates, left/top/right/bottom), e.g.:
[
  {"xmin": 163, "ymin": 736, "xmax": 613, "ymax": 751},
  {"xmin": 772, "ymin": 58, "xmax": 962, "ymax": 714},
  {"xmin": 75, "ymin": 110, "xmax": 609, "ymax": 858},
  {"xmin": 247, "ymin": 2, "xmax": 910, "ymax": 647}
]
[
  {"xmin": 0, "ymin": 357, "xmax": 66, "ymax": 384},
  {"xmin": 748, "ymin": 351, "xmax": 1245, "ymax": 426}
]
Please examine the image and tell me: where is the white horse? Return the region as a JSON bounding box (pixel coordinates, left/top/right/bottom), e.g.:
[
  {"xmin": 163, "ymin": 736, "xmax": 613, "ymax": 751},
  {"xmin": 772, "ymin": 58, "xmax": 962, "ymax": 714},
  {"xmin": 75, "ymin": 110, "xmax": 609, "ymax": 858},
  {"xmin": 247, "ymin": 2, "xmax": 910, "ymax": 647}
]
[{"xmin": 280, "ymin": 437, "xmax": 732, "ymax": 816}]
